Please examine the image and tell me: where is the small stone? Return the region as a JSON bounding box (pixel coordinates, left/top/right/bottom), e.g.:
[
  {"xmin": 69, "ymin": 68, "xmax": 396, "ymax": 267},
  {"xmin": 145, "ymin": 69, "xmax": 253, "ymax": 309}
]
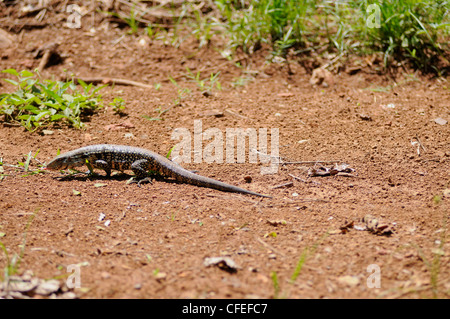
[{"xmin": 434, "ymin": 117, "xmax": 447, "ymax": 125}]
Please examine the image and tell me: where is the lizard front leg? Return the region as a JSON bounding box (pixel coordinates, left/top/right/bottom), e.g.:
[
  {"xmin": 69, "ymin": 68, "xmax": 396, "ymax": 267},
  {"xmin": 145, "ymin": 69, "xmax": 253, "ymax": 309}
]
[
  {"xmin": 93, "ymin": 159, "xmax": 112, "ymax": 177},
  {"xmin": 130, "ymin": 159, "xmax": 152, "ymax": 186}
]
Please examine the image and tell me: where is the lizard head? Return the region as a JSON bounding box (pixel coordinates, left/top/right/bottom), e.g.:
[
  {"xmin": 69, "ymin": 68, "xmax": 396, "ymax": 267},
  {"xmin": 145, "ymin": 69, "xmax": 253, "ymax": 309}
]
[{"xmin": 45, "ymin": 152, "xmax": 87, "ymax": 171}]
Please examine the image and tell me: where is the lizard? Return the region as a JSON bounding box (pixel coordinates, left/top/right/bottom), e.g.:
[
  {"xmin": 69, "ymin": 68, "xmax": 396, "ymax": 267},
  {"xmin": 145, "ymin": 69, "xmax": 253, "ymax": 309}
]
[{"xmin": 45, "ymin": 144, "xmax": 271, "ymax": 198}]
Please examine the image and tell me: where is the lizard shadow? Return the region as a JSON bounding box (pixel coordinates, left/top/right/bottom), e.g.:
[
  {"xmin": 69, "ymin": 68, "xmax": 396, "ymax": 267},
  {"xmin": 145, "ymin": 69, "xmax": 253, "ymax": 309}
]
[{"xmin": 53, "ymin": 172, "xmax": 186, "ymax": 185}]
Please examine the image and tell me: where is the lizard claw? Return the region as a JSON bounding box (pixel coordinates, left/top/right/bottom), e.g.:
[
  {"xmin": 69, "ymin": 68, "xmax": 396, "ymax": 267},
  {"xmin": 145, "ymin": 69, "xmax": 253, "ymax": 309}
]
[{"xmin": 128, "ymin": 176, "xmax": 153, "ymax": 187}]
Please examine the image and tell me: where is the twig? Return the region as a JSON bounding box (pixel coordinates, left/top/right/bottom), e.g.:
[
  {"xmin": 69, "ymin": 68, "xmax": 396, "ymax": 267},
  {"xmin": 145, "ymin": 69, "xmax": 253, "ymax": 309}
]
[
  {"xmin": 68, "ymin": 76, "xmax": 153, "ymax": 89},
  {"xmin": 36, "ymin": 42, "xmax": 59, "ymax": 73},
  {"xmin": 289, "ymin": 173, "xmax": 321, "ymax": 185},
  {"xmin": 282, "ymin": 160, "xmax": 342, "ymax": 165},
  {"xmin": 411, "ymin": 136, "xmax": 426, "ymax": 156},
  {"xmin": 255, "ymin": 237, "xmax": 286, "ymax": 257},
  {"xmin": 224, "ymin": 109, "xmax": 250, "ymax": 120},
  {"xmin": 272, "ymin": 182, "xmax": 293, "ymax": 189}
]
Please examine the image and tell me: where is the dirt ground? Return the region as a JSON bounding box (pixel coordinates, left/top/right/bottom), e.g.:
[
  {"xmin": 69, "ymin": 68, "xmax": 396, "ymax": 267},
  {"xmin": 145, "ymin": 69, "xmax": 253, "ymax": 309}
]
[{"xmin": 0, "ymin": 3, "xmax": 449, "ymax": 299}]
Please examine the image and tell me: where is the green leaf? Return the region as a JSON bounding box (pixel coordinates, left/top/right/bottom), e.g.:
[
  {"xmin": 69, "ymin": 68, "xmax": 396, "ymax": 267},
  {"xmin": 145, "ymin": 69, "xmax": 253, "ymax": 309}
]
[
  {"xmin": 2, "ymin": 79, "xmax": 18, "ymax": 86},
  {"xmin": 2, "ymin": 69, "xmax": 19, "ymax": 77},
  {"xmin": 19, "ymin": 70, "xmax": 34, "ymax": 78}
]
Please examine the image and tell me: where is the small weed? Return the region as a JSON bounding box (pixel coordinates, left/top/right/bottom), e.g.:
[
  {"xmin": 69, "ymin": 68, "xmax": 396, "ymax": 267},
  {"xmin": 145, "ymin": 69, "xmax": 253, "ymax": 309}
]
[
  {"xmin": 103, "ymin": 5, "xmax": 142, "ymax": 35},
  {"xmin": 0, "ymin": 69, "xmax": 105, "ymax": 131},
  {"xmin": 269, "ymin": 232, "xmax": 328, "ymax": 298},
  {"xmin": 231, "ymin": 75, "xmax": 254, "ymax": 88},
  {"xmin": 166, "ymin": 146, "xmax": 176, "ymax": 159},
  {"xmin": 0, "ymin": 149, "xmax": 45, "ymax": 178},
  {"xmin": 433, "ymin": 195, "xmax": 442, "ymax": 205},
  {"xmin": 270, "ymin": 271, "xmax": 280, "ymax": 299},
  {"xmin": 109, "ymin": 97, "xmax": 126, "ymax": 114},
  {"xmin": 142, "ymin": 105, "xmax": 173, "ymax": 121},
  {"xmin": 167, "ymin": 211, "xmax": 177, "ymax": 221},
  {"xmin": 412, "ymin": 224, "xmax": 447, "ymax": 298},
  {"xmin": 0, "ymin": 160, "xmax": 6, "ymax": 181},
  {"xmin": 0, "ymin": 211, "xmax": 36, "ymax": 282},
  {"xmin": 17, "ymin": 150, "xmax": 44, "ymax": 176},
  {"xmin": 185, "ymin": 69, "xmax": 222, "ymax": 96},
  {"xmin": 168, "ymin": 76, "xmax": 191, "ymax": 105}
]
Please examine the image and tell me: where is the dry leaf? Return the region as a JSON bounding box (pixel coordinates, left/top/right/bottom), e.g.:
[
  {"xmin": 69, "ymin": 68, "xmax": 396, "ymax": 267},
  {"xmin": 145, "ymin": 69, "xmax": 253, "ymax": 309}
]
[{"xmin": 204, "ymin": 257, "xmax": 240, "ymax": 273}]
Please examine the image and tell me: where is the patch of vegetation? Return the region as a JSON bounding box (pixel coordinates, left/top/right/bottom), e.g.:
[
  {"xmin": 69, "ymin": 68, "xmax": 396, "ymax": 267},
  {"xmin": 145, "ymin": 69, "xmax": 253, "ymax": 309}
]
[
  {"xmin": 0, "ymin": 69, "xmax": 106, "ymax": 132},
  {"xmin": 355, "ymin": 0, "xmax": 450, "ymax": 74},
  {"xmin": 216, "ymin": 0, "xmax": 313, "ymax": 56},
  {"xmin": 109, "ymin": 0, "xmax": 448, "ymax": 74}
]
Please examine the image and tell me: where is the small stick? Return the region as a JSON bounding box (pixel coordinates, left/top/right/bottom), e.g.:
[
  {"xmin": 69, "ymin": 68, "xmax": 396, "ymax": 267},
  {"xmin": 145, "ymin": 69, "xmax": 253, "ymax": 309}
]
[
  {"xmin": 255, "ymin": 237, "xmax": 286, "ymax": 257},
  {"xmin": 271, "ymin": 182, "xmax": 293, "ymax": 189},
  {"xmin": 289, "ymin": 173, "xmax": 321, "ymax": 185},
  {"xmin": 224, "ymin": 109, "xmax": 250, "ymax": 120},
  {"xmin": 69, "ymin": 76, "xmax": 153, "ymax": 89},
  {"xmin": 282, "ymin": 160, "xmax": 341, "ymax": 165},
  {"xmin": 36, "ymin": 42, "xmax": 59, "ymax": 73}
]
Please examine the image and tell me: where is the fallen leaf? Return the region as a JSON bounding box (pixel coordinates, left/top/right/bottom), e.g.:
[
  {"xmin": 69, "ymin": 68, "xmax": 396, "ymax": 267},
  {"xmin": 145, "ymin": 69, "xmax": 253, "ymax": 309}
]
[
  {"xmin": 337, "ymin": 275, "xmax": 360, "ymax": 287},
  {"xmin": 154, "ymin": 272, "xmax": 167, "ymax": 281},
  {"xmin": 308, "ymin": 163, "xmax": 356, "ymax": 177},
  {"xmin": 201, "ymin": 110, "xmax": 224, "ymax": 117},
  {"xmin": 104, "ymin": 120, "xmax": 135, "ymax": 131},
  {"xmin": 264, "ymin": 231, "xmax": 277, "ymax": 238},
  {"xmin": 204, "ymin": 257, "xmax": 240, "ymax": 273},
  {"xmin": 267, "ymin": 220, "xmax": 287, "ymax": 226},
  {"xmin": 363, "ymin": 214, "xmax": 394, "ymax": 236},
  {"xmin": 339, "ymin": 220, "xmax": 354, "ymax": 234}
]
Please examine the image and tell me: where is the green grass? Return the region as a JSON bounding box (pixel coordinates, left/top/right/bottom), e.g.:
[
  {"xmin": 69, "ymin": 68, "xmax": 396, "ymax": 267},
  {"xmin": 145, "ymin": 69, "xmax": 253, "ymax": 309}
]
[
  {"xmin": 104, "ymin": 0, "xmax": 448, "ymax": 74},
  {"xmin": 215, "ymin": 0, "xmax": 313, "ymax": 55},
  {"xmin": 355, "ymin": 0, "xmax": 450, "ymax": 73},
  {"xmin": 0, "ymin": 69, "xmax": 106, "ymax": 131}
]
